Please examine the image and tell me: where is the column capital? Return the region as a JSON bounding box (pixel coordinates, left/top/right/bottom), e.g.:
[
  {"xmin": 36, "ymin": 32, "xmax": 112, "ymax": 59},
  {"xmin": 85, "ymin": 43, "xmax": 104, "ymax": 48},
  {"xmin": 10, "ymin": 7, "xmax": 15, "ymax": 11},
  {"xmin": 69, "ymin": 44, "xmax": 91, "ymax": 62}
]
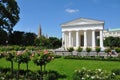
[{"xmin": 75, "ymin": 30, "xmax": 79, "ymax": 32}]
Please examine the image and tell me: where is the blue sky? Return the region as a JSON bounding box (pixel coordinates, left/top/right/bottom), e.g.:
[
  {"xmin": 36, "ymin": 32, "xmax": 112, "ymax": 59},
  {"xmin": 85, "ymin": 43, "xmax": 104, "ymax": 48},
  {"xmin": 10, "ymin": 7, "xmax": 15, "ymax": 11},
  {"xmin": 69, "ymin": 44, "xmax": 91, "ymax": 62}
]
[{"xmin": 14, "ymin": 0, "xmax": 120, "ymax": 38}]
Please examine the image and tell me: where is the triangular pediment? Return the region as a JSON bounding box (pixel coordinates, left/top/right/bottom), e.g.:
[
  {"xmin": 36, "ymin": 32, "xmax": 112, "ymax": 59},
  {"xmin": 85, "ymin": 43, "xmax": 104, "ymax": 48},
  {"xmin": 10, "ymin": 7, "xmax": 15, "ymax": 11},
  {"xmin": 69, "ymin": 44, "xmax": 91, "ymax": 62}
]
[{"xmin": 61, "ymin": 18, "xmax": 104, "ymax": 26}]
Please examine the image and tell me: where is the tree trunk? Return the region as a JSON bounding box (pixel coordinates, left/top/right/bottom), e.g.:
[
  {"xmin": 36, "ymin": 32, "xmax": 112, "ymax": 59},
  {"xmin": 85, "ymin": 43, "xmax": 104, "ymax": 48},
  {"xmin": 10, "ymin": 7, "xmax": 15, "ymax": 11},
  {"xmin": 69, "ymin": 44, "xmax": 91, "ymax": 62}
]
[
  {"xmin": 11, "ymin": 61, "xmax": 13, "ymax": 77},
  {"xmin": 40, "ymin": 65, "xmax": 43, "ymax": 80},
  {"xmin": 26, "ymin": 63, "xmax": 28, "ymax": 78},
  {"xmin": 40, "ymin": 65, "xmax": 42, "ymax": 72},
  {"xmin": 97, "ymin": 52, "xmax": 98, "ymax": 56},
  {"xmin": 17, "ymin": 63, "xmax": 20, "ymax": 80},
  {"xmin": 44, "ymin": 64, "xmax": 46, "ymax": 72}
]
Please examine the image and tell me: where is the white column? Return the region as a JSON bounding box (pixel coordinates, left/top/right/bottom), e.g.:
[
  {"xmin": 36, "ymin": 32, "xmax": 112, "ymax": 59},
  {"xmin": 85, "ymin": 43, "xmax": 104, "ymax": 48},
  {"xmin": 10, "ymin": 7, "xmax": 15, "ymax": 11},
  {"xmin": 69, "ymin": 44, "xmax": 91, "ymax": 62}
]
[
  {"xmin": 100, "ymin": 30, "xmax": 104, "ymax": 50},
  {"xmin": 62, "ymin": 32, "xmax": 64, "ymax": 48},
  {"xmin": 66, "ymin": 33, "xmax": 68, "ymax": 48},
  {"xmin": 92, "ymin": 30, "xmax": 95, "ymax": 50},
  {"xmin": 84, "ymin": 30, "xmax": 87, "ymax": 49},
  {"xmin": 64, "ymin": 32, "xmax": 67, "ymax": 49},
  {"xmin": 69, "ymin": 31, "xmax": 72, "ymax": 47},
  {"xmin": 76, "ymin": 31, "xmax": 79, "ymax": 47}
]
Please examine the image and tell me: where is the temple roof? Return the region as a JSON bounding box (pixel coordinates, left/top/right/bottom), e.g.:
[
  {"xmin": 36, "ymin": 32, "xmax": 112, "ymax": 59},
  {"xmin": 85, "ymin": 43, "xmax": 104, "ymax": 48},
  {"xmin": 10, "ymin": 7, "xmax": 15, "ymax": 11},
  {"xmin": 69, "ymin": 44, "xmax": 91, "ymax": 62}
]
[{"xmin": 61, "ymin": 18, "xmax": 104, "ymax": 26}]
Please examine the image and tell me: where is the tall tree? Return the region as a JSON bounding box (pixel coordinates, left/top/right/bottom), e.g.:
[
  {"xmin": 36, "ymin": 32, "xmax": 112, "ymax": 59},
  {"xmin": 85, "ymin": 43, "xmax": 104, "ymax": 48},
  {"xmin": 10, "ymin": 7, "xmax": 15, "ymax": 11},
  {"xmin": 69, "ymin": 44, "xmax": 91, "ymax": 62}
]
[
  {"xmin": 0, "ymin": 0, "xmax": 20, "ymax": 33},
  {"xmin": 10, "ymin": 31, "xmax": 24, "ymax": 45},
  {"xmin": 0, "ymin": 29, "xmax": 8, "ymax": 45},
  {"xmin": 23, "ymin": 32, "xmax": 37, "ymax": 46},
  {"xmin": 104, "ymin": 36, "xmax": 120, "ymax": 47}
]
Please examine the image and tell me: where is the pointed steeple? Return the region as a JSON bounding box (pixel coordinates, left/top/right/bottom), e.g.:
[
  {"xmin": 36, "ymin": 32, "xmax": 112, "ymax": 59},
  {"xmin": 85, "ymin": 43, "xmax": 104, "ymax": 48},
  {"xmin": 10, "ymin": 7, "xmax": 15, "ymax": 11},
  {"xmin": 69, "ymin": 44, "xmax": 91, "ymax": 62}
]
[{"xmin": 37, "ymin": 24, "xmax": 42, "ymax": 38}]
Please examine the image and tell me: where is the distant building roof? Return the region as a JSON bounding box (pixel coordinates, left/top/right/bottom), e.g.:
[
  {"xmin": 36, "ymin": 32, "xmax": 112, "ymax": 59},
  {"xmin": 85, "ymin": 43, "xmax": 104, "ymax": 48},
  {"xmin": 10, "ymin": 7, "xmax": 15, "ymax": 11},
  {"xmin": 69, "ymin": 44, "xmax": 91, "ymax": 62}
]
[{"xmin": 109, "ymin": 28, "xmax": 120, "ymax": 32}]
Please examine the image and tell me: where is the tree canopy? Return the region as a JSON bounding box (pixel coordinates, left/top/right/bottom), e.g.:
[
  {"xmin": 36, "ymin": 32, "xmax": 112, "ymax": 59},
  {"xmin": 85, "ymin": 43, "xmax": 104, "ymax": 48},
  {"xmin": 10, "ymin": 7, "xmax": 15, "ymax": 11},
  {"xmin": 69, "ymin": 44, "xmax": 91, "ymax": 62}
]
[
  {"xmin": 0, "ymin": 0, "xmax": 20, "ymax": 33},
  {"xmin": 104, "ymin": 36, "xmax": 120, "ymax": 47}
]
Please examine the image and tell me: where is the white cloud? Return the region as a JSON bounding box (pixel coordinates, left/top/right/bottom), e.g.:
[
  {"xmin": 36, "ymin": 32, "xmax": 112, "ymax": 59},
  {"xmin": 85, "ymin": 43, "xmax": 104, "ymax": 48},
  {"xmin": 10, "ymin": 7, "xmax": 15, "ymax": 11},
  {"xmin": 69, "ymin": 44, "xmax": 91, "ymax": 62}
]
[{"xmin": 65, "ymin": 8, "xmax": 79, "ymax": 13}]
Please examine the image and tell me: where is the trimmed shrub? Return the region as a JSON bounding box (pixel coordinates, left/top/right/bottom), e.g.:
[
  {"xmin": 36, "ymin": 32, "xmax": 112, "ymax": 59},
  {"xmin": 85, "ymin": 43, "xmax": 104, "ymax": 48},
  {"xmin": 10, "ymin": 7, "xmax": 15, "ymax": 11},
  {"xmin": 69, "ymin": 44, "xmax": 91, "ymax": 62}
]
[
  {"xmin": 86, "ymin": 47, "xmax": 92, "ymax": 56},
  {"xmin": 64, "ymin": 55, "xmax": 120, "ymax": 61},
  {"xmin": 77, "ymin": 47, "xmax": 83, "ymax": 52},
  {"xmin": 53, "ymin": 55, "xmax": 61, "ymax": 58},
  {"xmin": 86, "ymin": 47, "xmax": 92, "ymax": 52},
  {"xmin": 67, "ymin": 47, "xmax": 74, "ymax": 52},
  {"xmin": 95, "ymin": 47, "xmax": 101, "ymax": 56}
]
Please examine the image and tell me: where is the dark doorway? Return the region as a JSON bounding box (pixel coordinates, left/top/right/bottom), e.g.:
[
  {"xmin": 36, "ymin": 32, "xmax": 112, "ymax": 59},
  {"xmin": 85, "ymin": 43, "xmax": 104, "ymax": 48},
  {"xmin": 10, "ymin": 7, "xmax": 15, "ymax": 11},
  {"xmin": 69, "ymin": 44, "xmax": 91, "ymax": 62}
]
[{"xmin": 81, "ymin": 35, "xmax": 84, "ymax": 46}]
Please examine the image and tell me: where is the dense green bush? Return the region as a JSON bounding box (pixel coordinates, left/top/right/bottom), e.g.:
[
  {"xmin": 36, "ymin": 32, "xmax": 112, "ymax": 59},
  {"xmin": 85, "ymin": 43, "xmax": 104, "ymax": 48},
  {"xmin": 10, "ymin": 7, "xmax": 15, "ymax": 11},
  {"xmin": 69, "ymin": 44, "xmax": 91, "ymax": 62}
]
[
  {"xmin": 115, "ymin": 47, "xmax": 120, "ymax": 53},
  {"xmin": 73, "ymin": 68, "xmax": 116, "ymax": 80},
  {"xmin": 53, "ymin": 55, "xmax": 61, "ymax": 58},
  {"xmin": 77, "ymin": 47, "xmax": 83, "ymax": 52},
  {"xmin": 86, "ymin": 47, "xmax": 92, "ymax": 56},
  {"xmin": 112, "ymin": 69, "xmax": 120, "ymax": 75},
  {"xmin": 104, "ymin": 48, "xmax": 111, "ymax": 53},
  {"xmin": 95, "ymin": 47, "xmax": 101, "ymax": 56},
  {"xmin": 67, "ymin": 47, "xmax": 74, "ymax": 52},
  {"xmin": 86, "ymin": 47, "xmax": 91, "ymax": 52},
  {"xmin": 45, "ymin": 70, "xmax": 66, "ymax": 80},
  {"xmin": 64, "ymin": 55, "xmax": 120, "ymax": 61}
]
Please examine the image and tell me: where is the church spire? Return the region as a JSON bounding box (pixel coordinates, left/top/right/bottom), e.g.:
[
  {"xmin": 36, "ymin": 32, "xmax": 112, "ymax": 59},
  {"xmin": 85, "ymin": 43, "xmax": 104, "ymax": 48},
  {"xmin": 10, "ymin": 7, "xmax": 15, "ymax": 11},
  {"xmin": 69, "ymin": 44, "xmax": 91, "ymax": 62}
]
[{"xmin": 37, "ymin": 24, "xmax": 42, "ymax": 38}]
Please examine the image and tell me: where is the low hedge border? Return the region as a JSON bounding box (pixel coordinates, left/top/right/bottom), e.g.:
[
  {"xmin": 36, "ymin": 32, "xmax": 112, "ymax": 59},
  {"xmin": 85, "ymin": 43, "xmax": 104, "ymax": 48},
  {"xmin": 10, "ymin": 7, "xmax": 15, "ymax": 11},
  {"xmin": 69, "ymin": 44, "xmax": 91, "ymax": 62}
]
[{"xmin": 64, "ymin": 55, "xmax": 120, "ymax": 61}]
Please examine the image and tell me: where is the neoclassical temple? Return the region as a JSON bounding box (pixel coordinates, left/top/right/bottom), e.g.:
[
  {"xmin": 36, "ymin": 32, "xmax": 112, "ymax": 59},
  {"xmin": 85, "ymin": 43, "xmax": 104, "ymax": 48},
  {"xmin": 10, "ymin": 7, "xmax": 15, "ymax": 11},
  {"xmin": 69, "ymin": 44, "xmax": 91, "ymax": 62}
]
[{"xmin": 61, "ymin": 18, "xmax": 104, "ymax": 50}]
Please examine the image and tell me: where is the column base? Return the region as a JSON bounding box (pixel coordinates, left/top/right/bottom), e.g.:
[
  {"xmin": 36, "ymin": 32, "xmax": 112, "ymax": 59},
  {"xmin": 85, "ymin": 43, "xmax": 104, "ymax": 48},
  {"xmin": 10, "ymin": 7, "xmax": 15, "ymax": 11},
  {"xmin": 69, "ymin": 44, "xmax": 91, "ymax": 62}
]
[
  {"xmin": 83, "ymin": 47, "xmax": 86, "ymax": 51},
  {"xmin": 100, "ymin": 47, "xmax": 105, "ymax": 51},
  {"xmin": 92, "ymin": 47, "xmax": 95, "ymax": 51}
]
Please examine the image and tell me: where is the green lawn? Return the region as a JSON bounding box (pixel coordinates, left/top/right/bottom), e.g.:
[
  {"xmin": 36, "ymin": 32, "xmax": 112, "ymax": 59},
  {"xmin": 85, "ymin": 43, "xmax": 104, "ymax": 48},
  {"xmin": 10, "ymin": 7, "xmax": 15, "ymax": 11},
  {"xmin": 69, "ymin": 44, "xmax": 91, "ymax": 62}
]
[{"xmin": 0, "ymin": 57, "xmax": 120, "ymax": 79}]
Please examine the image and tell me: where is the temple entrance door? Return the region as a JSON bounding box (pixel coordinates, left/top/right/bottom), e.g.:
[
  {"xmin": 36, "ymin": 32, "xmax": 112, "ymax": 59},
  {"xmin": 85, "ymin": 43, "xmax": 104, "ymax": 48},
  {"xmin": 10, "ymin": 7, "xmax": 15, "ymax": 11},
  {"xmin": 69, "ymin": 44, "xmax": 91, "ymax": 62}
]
[{"xmin": 81, "ymin": 35, "xmax": 84, "ymax": 46}]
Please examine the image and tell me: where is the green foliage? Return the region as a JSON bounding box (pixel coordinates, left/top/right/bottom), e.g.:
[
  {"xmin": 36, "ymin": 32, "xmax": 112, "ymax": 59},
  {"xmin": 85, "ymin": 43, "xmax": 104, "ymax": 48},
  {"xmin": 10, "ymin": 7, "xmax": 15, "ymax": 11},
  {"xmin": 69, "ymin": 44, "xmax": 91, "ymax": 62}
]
[
  {"xmin": 86, "ymin": 47, "xmax": 92, "ymax": 56},
  {"xmin": 6, "ymin": 51, "xmax": 15, "ymax": 62},
  {"xmin": 104, "ymin": 37, "xmax": 120, "ymax": 47},
  {"xmin": 95, "ymin": 47, "xmax": 101, "ymax": 56},
  {"xmin": 104, "ymin": 48, "xmax": 111, "ymax": 53},
  {"xmin": 23, "ymin": 32, "xmax": 36, "ymax": 46},
  {"xmin": 67, "ymin": 47, "xmax": 74, "ymax": 52},
  {"xmin": 0, "ymin": 0, "xmax": 20, "ymax": 33},
  {"xmin": 49, "ymin": 37, "xmax": 62, "ymax": 49},
  {"xmin": 64, "ymin": 55, "xmax": 120, "ymax": 61},
  {"xmin": 112, "ymin": 69, "xmax": 120, "ymax": 75},
  {"xmin": 86, "ymin": 47, "xmax": 92, "ymax": 52},
  {"xmin": 0, "ymin": 57, "xmax": 120, "ymax": 79},
  {"xmin": 0, "ymin": 29, "xmax": 8, "ymax": 45},
  {"xmin": 53, "ymin": 55, "xmax": 61, "ymax": 58},
  {"xmin": 34, "ymin": 36, "xmax": 62, "ymax": 49},
  {"xmin": 115, "ymin": 47, "xmax": 120, "ymax": 53},
  {"xmin": 33, "ymin": 50, "xmax": 54, "ymax": 72},
  {"xmin": 95, "ymin": 47, "xmax": 101, "ymax": 53},
  {"xmin": 0, "ymin": 52, "xmax": 5, "ymax": 58},
  {"xmin": 45, "ymin": 70, "xmax": 66, "ymax": 80},
  {"xmin": 9, "ymin": 31, "xmax": 36, "ymax": 45},
  {"xmin": 73, "ymin": 68, "xmax": 116, "ymax": 80},
  {"xmin": 77, "ymin": 47, "xmax": 83, "ymax": 52}
]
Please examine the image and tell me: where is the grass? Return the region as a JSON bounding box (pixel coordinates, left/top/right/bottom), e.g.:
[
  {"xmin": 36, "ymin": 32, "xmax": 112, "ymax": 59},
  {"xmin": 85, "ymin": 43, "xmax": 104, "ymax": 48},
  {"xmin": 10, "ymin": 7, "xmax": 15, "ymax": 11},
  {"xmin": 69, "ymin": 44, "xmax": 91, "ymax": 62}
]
[{"xmin": 0, "ymin": 57, "xmax": 120, "ymax": 79}]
